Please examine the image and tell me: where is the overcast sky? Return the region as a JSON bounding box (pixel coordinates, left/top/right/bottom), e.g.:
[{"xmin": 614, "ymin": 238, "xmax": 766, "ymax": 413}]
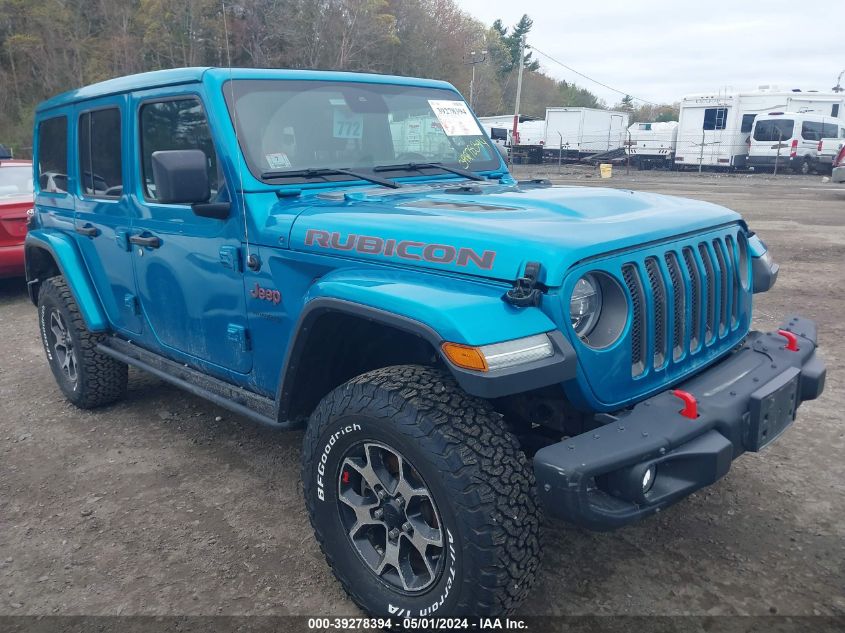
[{"xmin": 454, "ymin": 0, "xmax": 845, "ymax": 106}]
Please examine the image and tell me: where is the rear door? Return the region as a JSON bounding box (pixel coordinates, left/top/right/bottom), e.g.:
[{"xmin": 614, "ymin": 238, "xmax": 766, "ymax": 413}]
[
  {"xmin": 752, "ymin": 118, "xmax": 794, "ymax": 158},
  {"xmin": 799, "ymin": 119, "xmax": 824, "ymax": 157},
  {"xmin": 128, "ymin": 89, "xmax": 252, "ymax": 375},
  {"xmin": 702, "ymin": 106, "xmax": 729, "ymax": 165},
  {"xmin": 34, "ymin": 113, "xmax": 75, "ymax": 242},
  {"xmin": 73, "ymin": 96, "xmax": 142, "ymax": 334}
]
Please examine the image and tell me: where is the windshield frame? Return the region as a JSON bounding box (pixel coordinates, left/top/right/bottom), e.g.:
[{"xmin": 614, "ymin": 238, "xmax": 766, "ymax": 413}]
[{"xmin": 222, "ymin": 79, "xmax": 503, "ymax": 187}]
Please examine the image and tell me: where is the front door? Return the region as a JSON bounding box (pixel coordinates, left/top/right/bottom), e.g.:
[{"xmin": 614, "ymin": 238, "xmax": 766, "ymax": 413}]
[
  {"xmin": 73, "ymin": 96, "xmax": 142, "ymax": 334},
  {"xmin": 129, "ymin": 92, "xmax": 252, "ymax": 375}
]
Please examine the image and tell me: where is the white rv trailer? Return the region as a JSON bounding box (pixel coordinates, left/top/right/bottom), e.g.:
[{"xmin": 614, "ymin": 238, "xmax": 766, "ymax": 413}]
[
  {"xmin": 675, "ymin": 88, "xmax": 845, "ymax": 169},
  {"xmin": 544, "ymin": 107, "xmax": 630, "ymax": 158},
  {"xmin": 625, "ymin": 121, "xmax": 678, "ymax": 168}
]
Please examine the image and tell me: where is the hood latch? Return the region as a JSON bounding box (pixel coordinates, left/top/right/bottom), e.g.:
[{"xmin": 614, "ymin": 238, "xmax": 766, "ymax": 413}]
[{"xmin": 504, "ymin": 261, "xmax": 544, "ymax": 307}]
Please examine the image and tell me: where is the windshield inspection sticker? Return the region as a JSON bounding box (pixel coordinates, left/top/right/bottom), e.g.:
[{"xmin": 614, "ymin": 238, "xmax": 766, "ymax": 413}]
[
  {"xmin": 265, "ymin": 152, "xmax": 291, "ymax": 169},
  {"xmin": 333, "ymin": 109, "xmax": 364, "ymax": 139},
  {"xmin": 427, "ymin": 100, "xmax": 482, "ymax": 137}
]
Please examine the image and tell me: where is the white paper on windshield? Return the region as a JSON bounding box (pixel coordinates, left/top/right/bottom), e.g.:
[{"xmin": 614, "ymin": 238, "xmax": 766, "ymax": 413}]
[
  {"xmin": 427, "ymin": 100, "xmax": 482, "ymax": 137},
  {"xmin": 265, "ymin": 152, "xmax": 291, "ymax": 169}
]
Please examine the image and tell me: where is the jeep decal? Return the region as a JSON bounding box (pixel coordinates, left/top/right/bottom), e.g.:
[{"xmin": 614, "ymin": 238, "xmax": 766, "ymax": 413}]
[
  {"xmin": 249, "ymin": 282, "xmax": 281, "ymax": 304},
  {"xmin": 304, "ymin": 229, "xmax": 496, "ymax": 270}
]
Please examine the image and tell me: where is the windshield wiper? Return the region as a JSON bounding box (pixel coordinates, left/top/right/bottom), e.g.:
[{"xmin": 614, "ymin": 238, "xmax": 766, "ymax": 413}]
[
  {"xmin": 372, "ymin": 162, "xmax": 485, "ymax": 182},
  {"xmin": 261, "ymin": 167, "xmax": 400, "ymax": 189}
]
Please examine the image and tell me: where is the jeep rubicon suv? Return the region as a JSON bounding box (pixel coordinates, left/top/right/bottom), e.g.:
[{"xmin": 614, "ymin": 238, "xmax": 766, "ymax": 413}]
[{"xmin": 26, "ymin": 68, "xmax": 826, "ymax": 618}]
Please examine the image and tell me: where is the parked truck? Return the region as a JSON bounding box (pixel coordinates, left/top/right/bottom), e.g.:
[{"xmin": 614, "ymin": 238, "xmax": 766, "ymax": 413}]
[
  {"xmin": 27, "ymin": 67, "xmax": 825, "ymax": 619},
  {"xmin": 478, "ymin": 115, "xmax": 546, "ymax": 163},
  {"xmin": 544, "ymin": 107, "xmax": 630, "ymax": 160}
]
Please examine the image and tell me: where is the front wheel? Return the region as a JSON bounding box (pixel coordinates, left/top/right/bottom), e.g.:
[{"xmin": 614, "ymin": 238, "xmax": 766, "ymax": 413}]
[
  {"xmin": 38, "ymin": 276, "xmax": 127, "ymax": 408},
  {"xmin": 301, "ymin": 365, "xmax": 540, "ymax": 618}
]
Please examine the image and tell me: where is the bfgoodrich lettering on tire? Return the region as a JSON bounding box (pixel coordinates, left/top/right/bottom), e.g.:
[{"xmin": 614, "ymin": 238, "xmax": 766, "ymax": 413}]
[
  {"xmin": 301, "ymin": 365, "xmax": 540, "ymax": 617},
  {"xmin": 38, "ymin": 276, "xmax": 128, "ymax": 408}
]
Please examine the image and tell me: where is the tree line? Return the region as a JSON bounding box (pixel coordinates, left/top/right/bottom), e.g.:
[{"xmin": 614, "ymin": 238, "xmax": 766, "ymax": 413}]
[{"xmin": 0, "ymin": 0, "xmax": 675, "ymax": 156}]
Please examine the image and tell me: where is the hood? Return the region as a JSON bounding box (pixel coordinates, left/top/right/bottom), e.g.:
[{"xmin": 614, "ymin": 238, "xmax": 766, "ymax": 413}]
[{"xmin": 272, "ymin": 182, "xmax": 742, "ymax": 287}]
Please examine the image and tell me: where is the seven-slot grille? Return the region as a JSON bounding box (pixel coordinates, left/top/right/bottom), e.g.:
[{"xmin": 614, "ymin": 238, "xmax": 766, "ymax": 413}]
[{"xmin": 621, "ymin": 232, "xmax": 747, "ymax": 377}]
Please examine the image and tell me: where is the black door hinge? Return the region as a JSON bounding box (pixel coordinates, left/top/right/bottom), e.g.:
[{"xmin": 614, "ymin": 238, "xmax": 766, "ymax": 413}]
[{"xmin": 503, "ymin": 261, "xmax": 544, "ymax": 307}]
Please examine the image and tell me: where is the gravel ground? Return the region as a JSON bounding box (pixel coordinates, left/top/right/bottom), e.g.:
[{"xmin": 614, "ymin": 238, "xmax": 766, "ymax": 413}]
[{"xmin": 1, "ymin": 168, "xmax": 843, "ymax": 621}]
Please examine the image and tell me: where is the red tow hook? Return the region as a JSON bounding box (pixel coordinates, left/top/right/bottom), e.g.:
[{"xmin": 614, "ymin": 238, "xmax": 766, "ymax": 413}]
[
  {"xmin": 672, "ymin": 389, "xmax": 699, "ymax": 419},
  {"xmin": 777, "ymin": 329, "xmax": 800, "ymax": 351}
]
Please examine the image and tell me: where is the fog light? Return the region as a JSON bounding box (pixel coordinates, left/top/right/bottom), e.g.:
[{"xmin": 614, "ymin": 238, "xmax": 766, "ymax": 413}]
[{"xmin": 642, "ymin": 465, "xmax": 656, "ymax": 494}]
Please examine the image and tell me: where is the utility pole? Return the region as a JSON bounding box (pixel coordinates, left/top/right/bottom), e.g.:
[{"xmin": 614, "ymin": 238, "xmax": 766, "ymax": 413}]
[
  {"xmin": 465, "ymin": 50, "xmax": 487, "ymax": 110},
  {"xmin": 833, "ymin": 69, "xmax": 844, "ymax": 93},
  {"xmin": 512, "ymin": 35, "xmax": 526, "ymax": 148}
]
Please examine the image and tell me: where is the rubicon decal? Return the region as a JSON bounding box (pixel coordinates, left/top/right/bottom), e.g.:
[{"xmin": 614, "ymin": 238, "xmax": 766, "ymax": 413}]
[{"xmin": 305, "ymin": 229, "xmax": 496, "ymax": 271}]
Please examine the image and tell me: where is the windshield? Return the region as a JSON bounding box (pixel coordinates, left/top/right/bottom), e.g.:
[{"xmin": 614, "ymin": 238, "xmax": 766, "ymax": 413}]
[
  {"xmin": 0, "ymin": 165, "xmax": 34, "ymax": 198},
  {"xmin": 223, "ymin": 80, "xmax": 499, "ymax": 182}
]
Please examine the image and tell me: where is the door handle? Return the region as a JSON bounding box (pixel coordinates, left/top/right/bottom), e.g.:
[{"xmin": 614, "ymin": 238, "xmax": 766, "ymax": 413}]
[
  {"xmin": 129, "ymin": 234, "xmax": 162, "ymax": 249},
  {"xmin": 75, "ymin": 223, "xmax": 100, "ymax": 237}
]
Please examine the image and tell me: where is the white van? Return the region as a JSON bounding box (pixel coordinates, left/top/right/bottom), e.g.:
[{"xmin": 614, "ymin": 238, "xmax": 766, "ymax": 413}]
[{"xmin": 748, "ymin": 112, "xmax": 845, "ymax": 173}]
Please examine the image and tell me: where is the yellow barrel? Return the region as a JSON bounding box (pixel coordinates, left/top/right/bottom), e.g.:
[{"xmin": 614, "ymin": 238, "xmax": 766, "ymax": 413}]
[{"xmin": 600, "ymin": 163, "xmax": 612, "ymax": 178}]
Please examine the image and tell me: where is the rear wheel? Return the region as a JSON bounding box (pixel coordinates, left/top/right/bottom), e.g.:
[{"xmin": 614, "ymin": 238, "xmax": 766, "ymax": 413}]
[
  {"xmin": 301, "ymin": 365, "xmax": 540, "ymax": 617},
  {"xmin": 793, "ymin": 157, "xmax": 811, "ymax": 175},
  {"xmin": 38, "ymin": 276, "xmax": 127, "ymax": 408}
]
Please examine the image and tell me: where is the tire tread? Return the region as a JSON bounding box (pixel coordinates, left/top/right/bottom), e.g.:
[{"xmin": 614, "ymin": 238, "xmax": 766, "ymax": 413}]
[{"xmin": 301, "ymin": 365, "xmax": 540, "ymax": 617}]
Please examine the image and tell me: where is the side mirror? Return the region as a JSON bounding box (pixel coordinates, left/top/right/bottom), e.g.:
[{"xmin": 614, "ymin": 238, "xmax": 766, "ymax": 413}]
[
  {"xmin": 151, "ymin": 149, "xmax": 229, "ymax": 219},
  {"xmin": 151, "ymin": 149, "xmax": 210, "ymax": 204}
]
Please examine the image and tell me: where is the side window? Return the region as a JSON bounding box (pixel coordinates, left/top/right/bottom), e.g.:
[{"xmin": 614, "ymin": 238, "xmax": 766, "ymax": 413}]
[
  {"xmin": 801, "ymin": 121, "xmax": 823, "ymax": 141},
  {"xmin": 821, "ymin": 122, "xmax": 838, "ymax": 138},
  {"xmin": 78, "ymin": 108, "xmax": 123, "ymax": 198},
  {"xmin": 703, "ymin": 107, "xmax": 728, "ymax": 131},
  {"xmin": 140, "ymin": 98, "xmax": 219, "ymax": 201},
  {"xmin": 37, "ymin": 116, "xmax": 68, "ymax": 193},
  {"xmin": 740, "ymin": 114, "xmax": 756, "ymax": 134},
  {"xmin": 832, "ymin": 104, "xmax": 839, "ymax": 118}
]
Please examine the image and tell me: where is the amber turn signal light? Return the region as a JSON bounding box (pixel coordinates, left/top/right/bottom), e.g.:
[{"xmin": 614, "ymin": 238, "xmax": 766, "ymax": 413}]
[{"xmin": 441, "ymin": 342, "xmax": 488, "ymax": 372}]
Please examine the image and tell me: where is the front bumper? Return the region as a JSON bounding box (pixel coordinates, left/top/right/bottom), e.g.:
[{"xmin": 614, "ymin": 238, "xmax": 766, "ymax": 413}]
[
  {"xmin": 832, "ymin": 166, "xmax": 845, "ymax": 183},
  {"xmin": 534, "ymin": 316, "xmax": 826, "ymax": 530}
]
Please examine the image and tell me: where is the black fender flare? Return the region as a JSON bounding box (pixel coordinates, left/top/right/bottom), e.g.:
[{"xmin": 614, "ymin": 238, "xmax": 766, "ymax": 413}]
[{"xmin": 274, "ymin": 297, "xmax": 576, "ymax": 422}]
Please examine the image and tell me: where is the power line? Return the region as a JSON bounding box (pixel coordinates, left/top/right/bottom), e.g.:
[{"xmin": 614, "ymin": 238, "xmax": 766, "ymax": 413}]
[{"xmin": 530, "ymin": 45, "xmax": 659, "ymax": 106}]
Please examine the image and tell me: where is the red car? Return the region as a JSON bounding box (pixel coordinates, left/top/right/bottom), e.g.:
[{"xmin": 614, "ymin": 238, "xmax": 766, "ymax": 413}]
[{"xmin": 0, "ymin": 159, "xmax": 33, "ymax": 278}]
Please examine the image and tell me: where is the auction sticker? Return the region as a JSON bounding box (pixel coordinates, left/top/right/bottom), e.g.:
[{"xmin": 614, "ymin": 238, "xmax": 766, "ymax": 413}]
[{"xmin": 427, "ymin": 100, "xmax": 482, "ymax": 137}]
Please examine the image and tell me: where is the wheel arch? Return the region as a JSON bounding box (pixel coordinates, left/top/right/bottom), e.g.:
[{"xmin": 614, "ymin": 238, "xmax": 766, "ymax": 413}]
[
  {"xmin": 25, "ymin": 230, "xmax": 109, "ymax": 332},
  {"xmin": 276, "ymin": 298, "xmax": 443, "ymax": 423},
  {"xmin": 274, "ymin": 276, "xmax": 577, "ymax": 424}
]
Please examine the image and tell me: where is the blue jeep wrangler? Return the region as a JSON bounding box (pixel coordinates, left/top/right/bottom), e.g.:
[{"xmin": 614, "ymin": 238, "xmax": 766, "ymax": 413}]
[{"xmin": 26, "ymin": 68, "xmax": 825, "ymax": 618}]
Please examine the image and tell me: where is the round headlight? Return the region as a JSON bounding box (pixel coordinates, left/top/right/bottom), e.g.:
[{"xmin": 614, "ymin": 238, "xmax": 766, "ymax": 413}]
[{"xmin": 570, "ymin": 274, "xmax": 602, "ymax": 338}]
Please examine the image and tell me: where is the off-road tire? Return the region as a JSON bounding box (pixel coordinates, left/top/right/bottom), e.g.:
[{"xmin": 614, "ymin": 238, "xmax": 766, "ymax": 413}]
[
  {"xmin": 301, "ymin": 365, "xmax": 540, "ymax": 618},
  {"xmin": 38, "ymin": 276, "xmax": 127, "ymax": 408}
]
